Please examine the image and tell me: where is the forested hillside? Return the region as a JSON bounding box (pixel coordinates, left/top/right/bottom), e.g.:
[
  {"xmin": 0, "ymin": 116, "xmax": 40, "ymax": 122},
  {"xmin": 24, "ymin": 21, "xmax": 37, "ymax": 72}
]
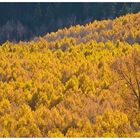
[
  {"xmin": 1, "ymin": 3, "xmax": 140, "ymax": 44},
  {"xmin": 0, "ymin": 12, "xmax": 140, "ymax": 137}
]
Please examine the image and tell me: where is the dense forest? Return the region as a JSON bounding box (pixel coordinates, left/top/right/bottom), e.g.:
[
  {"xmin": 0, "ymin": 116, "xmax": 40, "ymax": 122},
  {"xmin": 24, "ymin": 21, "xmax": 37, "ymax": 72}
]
[
  {"xmin": 1, "ymin": 3, "xmax": 140, "ymax": 44},
  {"xmin": 0, "ymin": 11, "xmax": 140, "ymax": 137}
]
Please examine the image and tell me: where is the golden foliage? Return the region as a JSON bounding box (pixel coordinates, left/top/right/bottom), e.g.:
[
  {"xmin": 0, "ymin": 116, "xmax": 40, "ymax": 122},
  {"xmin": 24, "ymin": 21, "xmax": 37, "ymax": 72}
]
[{"xmin": 0, "ymin": 13, "xmax": 140, "ymax": 137}]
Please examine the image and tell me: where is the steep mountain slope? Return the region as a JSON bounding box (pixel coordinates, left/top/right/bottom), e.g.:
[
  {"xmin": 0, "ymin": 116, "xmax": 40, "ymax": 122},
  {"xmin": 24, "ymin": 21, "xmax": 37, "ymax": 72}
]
[
  {"xmin": 44, "ymin": 12, "xmax": 140, "ymax": 44},
  {"xmin": 0, "ymin": 13, "xmax": 140, "ymax": 137}
]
